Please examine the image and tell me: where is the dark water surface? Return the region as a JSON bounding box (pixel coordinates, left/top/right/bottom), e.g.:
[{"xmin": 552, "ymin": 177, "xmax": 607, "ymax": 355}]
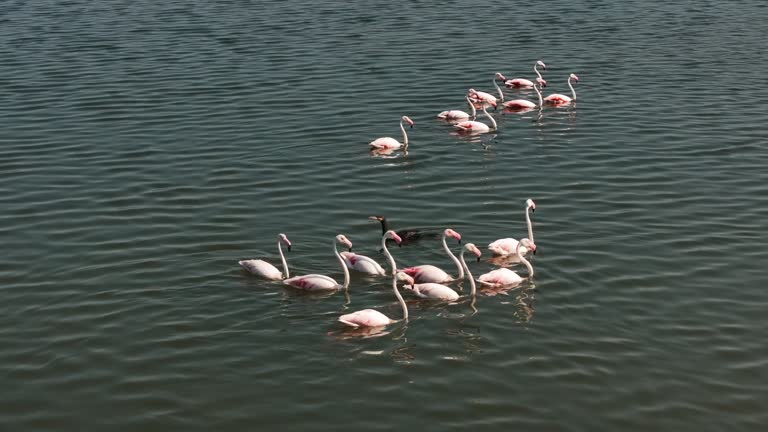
[{"xmin": 2, "ymin": 1, "xmax": 767, "ymax": 430}]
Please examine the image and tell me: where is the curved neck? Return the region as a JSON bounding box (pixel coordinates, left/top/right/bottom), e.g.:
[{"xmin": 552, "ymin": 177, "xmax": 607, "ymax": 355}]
[
  {"xmin": 382, "ymin": 234, "xmax": 397, "ymax": 276},
  {"xmin": 393, "ymin": 274, "xmax": 408, "ymax": 322},
  {"xmin": 333, "ymin": 239, "xmax": 350, "ymax": 289},
  {"xmin": 493, "ymin": 75, "xmax": 504, "ymax": 102},
  {"xmin": 534, "ymin": 63, "xmax": 543, "ymax": 80},
  {"xmin": 466, "ymin": 96, "xmax": 477, "ymax": 118},
  {"xmin": 278, "ymin": 240, "xmax": 289, "ymax": 279},
  {"xmin": 517, "ymin": 244, "xmax": 534, "ymax": 278},
  {"xmin": 568, "ymin": 77, "xmax": 577, "ymax": 101},
  {"xmin": 442, "ymin": 232, "xmax": 463, "ymax": 279},
  {"xmin": 534, "ymin": 84, "xmax": 543, "ymax": 107},
  {"xmin": 526, "ymin": 206, "xmax": 534, "ymax": 243},
  {"xmin": 400, "ymin": 119, "xmax": 409, "ymax": 146},
  {"xmin": 459, "ymin": 249, "xmax": 477, "ymax": 296},
  {"xmin": 483, "ymin": 105, "xmax": 497, "ymax": 130}
]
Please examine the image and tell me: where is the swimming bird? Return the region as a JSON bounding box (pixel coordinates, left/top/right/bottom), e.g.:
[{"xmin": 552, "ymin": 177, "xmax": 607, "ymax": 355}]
[
  {"xmin": 505, "ymin": 60, "xmax": 547, "ymax": 88},
  {"xmin": 478, "ymin": 239, "xmax": 536, "ymax": 287},
  {"xmin": 368, "ymin": 215, "xmax": 438, "ymax": 246},
  {"xmin": 401, "ymin": 228, "xmax": 463, "ymax": 283},
  {"xmin": 488, "ymin": 199, "xmax": 536, "ymax": 256},
  {"xmin": 283, "ymin": 234, "xmax": 353, "ymax": 291},
  {"xmin": 544, "ymin": 73, "xmax": 579, "ymax": 106},
  {"xmin": 238, "ymin": 233, "xmax": 292, "ymax": 280},
  {"xmin": 369, "ymin": 116, "xmax": 414, "ymax": 151},
  {"xmin": 341, "ymin": 230, "xmax": 402, "ymax": 275}
]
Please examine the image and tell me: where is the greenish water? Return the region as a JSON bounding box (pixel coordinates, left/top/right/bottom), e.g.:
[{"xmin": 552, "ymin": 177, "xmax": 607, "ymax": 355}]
[{"xmin": 2, "ymin": 1, "xmax": 767, "ymax": 430}]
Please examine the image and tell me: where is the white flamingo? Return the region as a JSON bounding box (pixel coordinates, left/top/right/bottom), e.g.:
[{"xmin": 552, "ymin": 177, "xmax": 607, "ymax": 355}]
[
  {"xmin": 337, "ymin": 268, "xmax": 410, "ymax": 327},
  {"xmin": 405, "ymin": 243, "xmax": 482, "ymax": 300},
  {"xmin": 238, "ymin": 233, "xmax": 292, "ymax": 280},
  {"xmin": 341, "ymin": 230, "xmax": 402, "ymax": 276},
  {"xmin": 488, "ymin": 198, "xmax": 536, "ymax": 256},
  {"xmin": 468, "ymin": 72, "xmax": 506, "ymax": 106},
  {"xmin": 369, "ymin": 116, "xmax": 414, "ymax": 150},
  {"xmin": 402, "ymin": 228, "xmax": 463, "ymax": 283},
  {"xmin": 454, "ymin": 98, "xmax": 497, "ymax": 134},
  {"xmin": 502, "ymin": 82, "xmax": 543, "ymax": 111},
  {"xmin": 478, "ymin": 239, "xmax": 536, "ymax": 287},
  {"xmin": 505, "ymin": 60, "xmax": 547, "ymax": 88},
  {"xmin": 544, "ymin": 73, "xmax": 579, "ymax": 105},
  {"xmin": 283, "ymin": 234, "xmax": 353, "ymax": 291}
]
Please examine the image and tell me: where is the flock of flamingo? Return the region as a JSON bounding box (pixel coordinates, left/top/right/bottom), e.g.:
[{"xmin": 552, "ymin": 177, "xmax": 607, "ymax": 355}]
[{"xmin": 241, "ymin": 60, "xmax": 579, "ymax": 330}]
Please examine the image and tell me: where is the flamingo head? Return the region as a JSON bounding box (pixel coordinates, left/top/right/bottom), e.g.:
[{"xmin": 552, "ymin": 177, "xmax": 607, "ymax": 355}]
[
  {"xmin": 396, "ymin": 271, "xmax": 415, "ymax": 288},
  {"xmin": 444, "ymin": 228, "xmax": 462, "ymax": 244},
  {"xmin": 537, "ymin": 60, "xmax": 547, "ymax": 70},
  {"xmin": 384, "ymin": 230, "xmax": 403, "ymax": 246},
  {"xmin": 278, "ymin": 233, "xmax": 292, "ymax": 252},
  {"xmin": 336, "ymin": 234, "xmax": 353, "ymax": 252},
  {"xmin": 464, "ymin": 243, "xmax": 482, "ymax": 262},
  {"xmin": 402, "ymin": 116, "xmax": 414, "ymax": 128},
  {"xmin": 519, "ymin": 238, "xmax": 537, "ymax": 255},
  {"xmin": 570, "ymin": 73, "xmax": 579, "ymax": 82},
  {"xmin": 536, "ymin": 77, "xmax": 547, "ymax": 88},
  {"xmin": 495, "ymin": 72, "xmax": 506, "ymax": 81},
  {"xmin": 526, "ymin": 198, "xmax": 536, "ymax": 212}
]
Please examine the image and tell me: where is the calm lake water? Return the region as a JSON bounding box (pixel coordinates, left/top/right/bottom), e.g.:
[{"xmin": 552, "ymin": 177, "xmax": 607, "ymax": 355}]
[{"xmin": 2, "ymin": 1, "xmax": 767, "ymax": 430}]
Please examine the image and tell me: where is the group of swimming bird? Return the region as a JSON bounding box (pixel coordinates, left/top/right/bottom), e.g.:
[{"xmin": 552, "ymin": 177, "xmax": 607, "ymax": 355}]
[
  {"xmin": 240, "ymin": 199, "xmax": 537, "ymax": 329},
  {"xmin": 241, "ymin": 60, "xmax": 577, "ymax": 329},
  {"xmin": 370, "ymin": 60, "xmax": 580, "ymax": 152}
]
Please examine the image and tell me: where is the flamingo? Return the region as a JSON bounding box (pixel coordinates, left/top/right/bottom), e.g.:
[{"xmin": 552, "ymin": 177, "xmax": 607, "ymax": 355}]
[
  {"xmin": 468, "ymin": 72, "xmax": 506, "ymax": 107},
  {"xmin": 401, "ymin": 228, "xmax": 463, "ymax": 283},
  {"xmin": 341, "ymin": 230, "xmax": 402, "ymax": 276},
  {"xmin": 337, "ymin": 271, "xmax": 411, "ymax": 328},
  {"xmin": 405, "ymin": 243, "xmax": 482, "ymax": 300},
  {"xmin": 488, "ymin": 198, "xmax": 536, "ymax": 256},
  {"xmin": 478, "ymin": 239, "xmax": 536, "ymax": 287},
  {"xmin": 369, "ymin": 215, "xmax": 439, "ymax": 246},
  {"xmin": 502, "ymin": 82, "xmax": 543, "ymax": 111},
  {"xmin": 454, "ymin": 97, "xmax": 497, "ymax": 134},
  {"xmin": 505, "ymin": 60, "xmax": 548, "ymax": 88},
  {"xmin": 283, "ymin": 234, "xmax": 353, "ymax": 291},
  {"xmin": 238, "ymin": 233, "xmax": 292, "ymax": 280},
  {"xmin": 369, "ymin": 116, "xmax": 414, "ymax": 151},
  {"xmin": 544, "ymin": 73, "xmax": 579, "ymax": 106},
  {"xmin": 437, "ymin": 97, "xmax": 477, "ymax": 122}
]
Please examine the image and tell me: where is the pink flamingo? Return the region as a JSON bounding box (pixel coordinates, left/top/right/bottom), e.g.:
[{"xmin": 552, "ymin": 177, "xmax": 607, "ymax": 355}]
[
  {"xmin": 283, "ymin": 234, "xmax": 353, "ymax": 291},
  {"xmin": 437, "ymin": 97, "xmax": 477, "ymax": 122},
  {"xmin": 505, "ymin": 60, "xmax": 547, "ymax": 88},
  {"xmin": 238, "ymin": 233, "xmax": 292, "ymax": 280},
  {"xmin": 337, "ymin": 271, "xmax": 411, "ymax": 328},
  {"xmin": 488, "ymin": 199, "xmax": 536, "ymax": 256},
  {"xmin": 502, "ymin": 82, "xmax": 543, "ymax": 111},
  {"xmin": 341, "ymin": 230, "xmax": 402, "ymax": 276},
  {"xmin": 468, "ymin": 72, "xmax": 506, "ymax": 107},
  {"xmin": 402, "ymin": 228, "xmax": 463, "ymax": 283},
  {"xmin": 478, "ymin": 239, "xmax": 536, "ymax": 287},
  {"xmin": 544, "ymin": 73, "xmax": 579, "ymax": 106},
  {"xmin": 405, "ymin": 242, "xmax": 482, "ymax": 300},
  {"xmin": 369, "ymin": 116, "xmax": 414, "ymax": 151},
  {"xmin": 454, "ymin": 97, "xmax": 497, "ymax": 134}
]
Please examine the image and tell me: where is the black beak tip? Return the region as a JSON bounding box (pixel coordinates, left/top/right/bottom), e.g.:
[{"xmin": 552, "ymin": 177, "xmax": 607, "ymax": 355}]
[
  {"xmin": 288, "ymin": 246, "xmax": 292, "ymax": 252},
  {"xmin": 533, "ymin": 249, "xmax": 537, "ymax": 255},
  {"xmin": 348, "ymin": 247, "xmax": 352, "ymax": 252},
  {"xmin": 476, "ymin": 257, "xmax": 481, "ymax": 262},
  {"xmin": 457, "ymin": 239, "xmax": 462, "ymax": 245}
]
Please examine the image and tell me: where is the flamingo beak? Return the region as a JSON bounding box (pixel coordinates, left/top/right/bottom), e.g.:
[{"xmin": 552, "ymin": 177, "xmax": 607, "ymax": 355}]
[
  {"xmin": 533, "ymin": 247, "xmax": 537, "ymax": 255},
  {"xmin": 348, "ymin": 247, "xmax": 353, "ymax": 252},
  {"xmin": 288, "ymin": 245, "xmax": 292, "ymax": 252},
  {"xmin": 476, "ymin": 256, "xmax": 481, "ymax": 262}
]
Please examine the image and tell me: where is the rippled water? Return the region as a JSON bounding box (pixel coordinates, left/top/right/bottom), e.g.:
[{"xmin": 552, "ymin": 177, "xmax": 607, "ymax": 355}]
[{"xmin": 2, "ymin": 1, "xmax": 768, "ymax": 430}]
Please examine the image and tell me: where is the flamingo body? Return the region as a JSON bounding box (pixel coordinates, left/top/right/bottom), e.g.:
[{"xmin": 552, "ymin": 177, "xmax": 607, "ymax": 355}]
[
  {"xmin": 454, "ymin": 120, "xmax": 491, "ymax": 133},
  {"xmin": 505, "ymin": 78, "xmax": 536, "ymax": 88},
  {"xmin": 437, "ymin": 110, "xmax": 471, "ymax": 121},
  {"xmin": 477, "ymin": 268, "xmax": 524, "ymax": 287},
  {"xmin": 341, "ymin": 251, "xmax": 386, "ymax": 276},
  {"xmin": 238, "ymin": 259, "xmax": 282, "ymax": 280},
  {"xmin": 545, "ymin": 73, "xmax": 579, "ymax": 106},
  {"xmin": 407, "ymin": 282, "xmax": 460, "ymax": 301},
  {"xmin": 283, "ymin": 274, "xmax": 342, "ymax": 291},
  {"xmin": 488, "ymin": 238, "xmax": 531, "ymax": 256},
  {"xmin": 370, "ymin": 115, "xmax": 413, "ymax": 151},
  {"xmin": 338, "ymin": 309, "xmax": 393, "ymax": 328},
  {"xmin": 502, "ymin": 99, "xmax": 536, "ymax": 110},
  {"xmin": 402, "ymin": 264, "xmax": 453, "ymax": 284}
]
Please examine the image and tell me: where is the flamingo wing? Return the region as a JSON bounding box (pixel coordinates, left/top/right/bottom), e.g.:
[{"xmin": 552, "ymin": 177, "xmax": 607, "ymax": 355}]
[
  {"xmin": 505, "ymin": 78, "xmax": 534, "ymax": 88},
  {"xmin": 544, "ymin": 93, "xmax": 571, "ymax": 105},
  {"xmin": 487, "ymin": 238, "xmax": 521, "ymax": 256},
  {"xmin": 477, "ymin": 268, "xmax": 523, "ymax": 287},
  {"xmin": 238, "ymin": 259, "xmax": 282, "ymax": 280},
  {"xmin": 402, "ymin": 265, "xmax": 452, "ymax": 284}
]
